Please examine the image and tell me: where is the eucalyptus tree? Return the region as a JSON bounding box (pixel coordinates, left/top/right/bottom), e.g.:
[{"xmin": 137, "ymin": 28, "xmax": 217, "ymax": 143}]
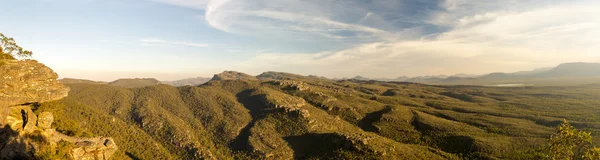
[{"xmin": 0, "ymin": 32, "xmax": 32, "ymax": 59}]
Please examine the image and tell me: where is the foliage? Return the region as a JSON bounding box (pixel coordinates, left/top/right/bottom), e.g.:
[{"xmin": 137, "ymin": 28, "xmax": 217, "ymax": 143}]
[
  {"xmin": 34, "ymin": 141, "xmax": 74, "ymax": 160},
  {"xmin": 0, "ymin": 32, "xmax": 32, "ymax": 59},
  {"xmin": 543, "ymin": 120, "xmax": 600, "ymax": 160}
]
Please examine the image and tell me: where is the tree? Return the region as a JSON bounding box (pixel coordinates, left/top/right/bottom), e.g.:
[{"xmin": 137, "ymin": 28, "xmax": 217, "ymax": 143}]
[
  {"xmin": 0, "ymin": 32, "xmax": 33, "ymax": 59},
  {"xmin": 545, "ymin": 120, "xmax": 600, "ymax": 160}
]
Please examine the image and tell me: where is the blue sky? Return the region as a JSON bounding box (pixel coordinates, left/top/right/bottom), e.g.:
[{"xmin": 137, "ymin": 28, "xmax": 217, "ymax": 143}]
[{"xmin": 1, "ymin": 0, "xmax": 599, "ymax": 81}]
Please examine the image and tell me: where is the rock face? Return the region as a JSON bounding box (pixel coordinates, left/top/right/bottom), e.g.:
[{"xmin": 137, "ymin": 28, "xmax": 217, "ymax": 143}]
[
  {"xmin": 0, "ymin": 60, "xmax": 69, "ymax": 107},
  {"xmin": 36, "ymin": 112, "xmax": 53, "ymax": 130},
  {"xmin": 211, "ymin": 71, "xmax": 258, "ymax": 81},
  {"xmin": 0, "ymin": 60, "xmax": 118, "ymax": 160}
]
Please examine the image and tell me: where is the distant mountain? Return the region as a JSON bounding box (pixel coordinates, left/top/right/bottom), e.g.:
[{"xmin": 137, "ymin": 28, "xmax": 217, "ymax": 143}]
[
  {"xmin": 534, "ymin": 62, "xmax": 600, "ymax": 77},
  {"xmin": 162, "ymin": 77, "xmax": 210, "ymax": 86},
  {"xmin": 421, "ymin": 62, "xmax": 600, "ymax": 86},
  {"xmin": 404, "ymin": 75, "xmax": 448, "ymax": 83},
  {"xmin": 452, "ymin": 73, "xmax": 480, "ymax": 78},
  {"xmin": 211, "ymin": 71, "xmax": 258, "ymax": 81},
  {"xmin": 347, "ymin": 62, "xmax": 600, "ymax": 86},
  {"xmin": 349, "ymin": 76, "xmax": 409, "ymax": 82},
  {"xmin": 59, "ymin": 78, "xmax": 107, "ymax": 84},
  {"xmin": 108, "ymin": 78, "xmax": 162, "ymax": 88},
  {"xmin": 257, "ymin": 71, "xmax": 308, "ymax": 80},
  {"xmin": 351, "ymin": 76, "xmax": 371, "ymax": 81},
  {"xmin": 512, "ymin": 67, "xmax": 553, "ymax": 76}
]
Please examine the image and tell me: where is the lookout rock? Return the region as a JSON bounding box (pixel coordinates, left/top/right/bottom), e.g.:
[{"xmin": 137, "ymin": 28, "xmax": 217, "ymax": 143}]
[
  {"xmin": 0, "ymin": 60, "xmax": 118, "ymax": 160},
  {"xmin": 0, "ymin": 60, "xmax": 69, "ymax": 107}
]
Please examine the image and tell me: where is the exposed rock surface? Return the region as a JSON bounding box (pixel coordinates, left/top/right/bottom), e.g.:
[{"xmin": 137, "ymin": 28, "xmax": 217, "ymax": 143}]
[
  {"xmin": 36, "ymin": 112, "xmax": 53, "ymax": 130},
  {"xmin": 211, "ymin": 71, "xmax": 258, "ymax": 81},
  {"xmin": 0, "ymin": 60, "xmax": 118, "ymax": 160},
  {"xmin": 277, "ymin": 80, "xmax": 310, "ymax": 91},
  {"xmin": 0, "ymin": 60, "xmax": 69, "ymax": 107}
]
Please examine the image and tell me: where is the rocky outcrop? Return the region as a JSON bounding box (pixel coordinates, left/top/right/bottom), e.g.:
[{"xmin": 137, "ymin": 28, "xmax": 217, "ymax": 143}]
[
  {"xmin": 0, "ymin": 60, "xmax": 118, "ymax": 160},
  {"xmin": 0, "ymin": 60, "xmax": 69, "ymax": 107},
  {"xmin": 211, "ymin": 71, "xmax": 258, "ymax": 81},
  {"xmin": 276, "ymin": 80, "xmax": 310, "ymax": 91},
  {"xmin": 48, "ymin": 131, "xmax": 118, "ymax": 160},
  {"xmin": 257, "ymin": 88, "xmax": 310, "ymax": 118}
]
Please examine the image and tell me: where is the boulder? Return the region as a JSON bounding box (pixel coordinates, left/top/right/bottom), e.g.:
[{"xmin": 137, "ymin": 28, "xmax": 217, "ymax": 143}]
[
  {"xmin": 37, "ymin": 112, "xmax": 53, "ymax": 130},
  {"xmin": 72, "ymin": 138, "xmax": 118, "ymax": 160}
]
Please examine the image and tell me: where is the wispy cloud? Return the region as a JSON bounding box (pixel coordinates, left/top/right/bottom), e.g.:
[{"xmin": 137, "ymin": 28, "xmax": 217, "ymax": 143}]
[
  {"xmin": 140, "ymin": 38, "xmax": 209, "ymax": 47},
  {"xmin": 147, "ymin": 0, "xmax": 600, "ymax": 77},
  {"xmin": 204, "ymin": 1, "xmax": 392, "ymax": 41},
  {"xmin": 236, "ymin": 1, "xmax": 600, "ymax": 77}
]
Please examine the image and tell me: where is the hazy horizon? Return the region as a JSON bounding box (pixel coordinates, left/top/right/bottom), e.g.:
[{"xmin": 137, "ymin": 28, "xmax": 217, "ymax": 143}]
[
  {"xmin": 57, "ymin": 63, "xmax": 564, "ymax": 82},
  {"xmin": 1, "ymin": 0, "xmax": 599, "ymax": 81}
]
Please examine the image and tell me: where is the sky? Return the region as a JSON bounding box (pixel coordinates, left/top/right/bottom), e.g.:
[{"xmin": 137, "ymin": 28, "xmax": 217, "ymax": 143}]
[{"xmin": 1, "ymin": 0, "xmax": 599, "ymax": 81}]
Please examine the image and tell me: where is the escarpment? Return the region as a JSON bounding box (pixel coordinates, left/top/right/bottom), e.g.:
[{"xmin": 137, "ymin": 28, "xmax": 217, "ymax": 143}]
[{"xmin": 0, "ymin": 60, "xmax": 117, "ymax": 159}]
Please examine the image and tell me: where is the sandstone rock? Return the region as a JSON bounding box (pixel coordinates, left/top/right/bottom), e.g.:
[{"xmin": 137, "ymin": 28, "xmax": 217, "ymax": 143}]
[
  {"xmin": 0, "ymin": 60, "xmax": 117, "ymax": 160},
  {"xmin": 0, "ymin": 60, "xmax": 69, "ymax": 107},
  {"xmin": 71, "ymin": 138, "xmax": 118, "ymax": 160},
  {"xmin": 3, "ymin": 106, "xmax": 37, "ymax": 132},
  {"xmin": 277, "ymin": 80, "xmax": 310, "ymax": 91},
  {"xmin": 37, "ymin": 112, "xmax": 53, "ymax": 129}
]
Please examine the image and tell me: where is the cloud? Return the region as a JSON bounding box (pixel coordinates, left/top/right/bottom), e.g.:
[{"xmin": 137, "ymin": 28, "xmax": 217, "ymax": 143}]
[
  {"xmin": 237, "ymin": 1, "xmax": 600, "ymax": 77},
  {"xmin": 152, "ymin": 0, "xmax": 456, "ymax": 42},
  {"xmin": 149, "ymin": 0, "xmax": 209, "ymax": 9},
  {"xmin": 204, "ymin": 0, "xmax": 393, "ymax": 41},
  {"xmin": 147, "ymin": 0, "xmax": 600, "ymax": 77},
  {"xmin": 140, "ymin": 38, "xmax": 209, "ymax": 47}
]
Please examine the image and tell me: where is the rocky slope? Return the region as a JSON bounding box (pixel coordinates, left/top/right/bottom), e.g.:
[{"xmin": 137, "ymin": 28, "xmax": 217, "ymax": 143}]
[
  {"xmin": 211, "ymin": 71, "xmax": 258, "ymax": 81},
  {"xmin": 0, "ymin": 60, "xmax": 117, "ymax": 159}
]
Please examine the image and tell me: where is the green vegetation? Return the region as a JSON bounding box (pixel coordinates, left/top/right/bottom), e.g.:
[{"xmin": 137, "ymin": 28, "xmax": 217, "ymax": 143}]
[
  {"xmin": 0, "ymin": 32, "xmax": 32, "ymax": 60},
  {"xmin": 34, "ymin": 141, "xmax": 74, "ymax": 160},
  {"xmin": 543, "ymin": 120, "xmax": 600, "ymax": 160},
  {"xmin": 108, "ymin": 78, "xmax": 162, "ymax": 88},
  {"xmin": 36, "ymin": 72, "xmax": 600, "ymax": 159}
]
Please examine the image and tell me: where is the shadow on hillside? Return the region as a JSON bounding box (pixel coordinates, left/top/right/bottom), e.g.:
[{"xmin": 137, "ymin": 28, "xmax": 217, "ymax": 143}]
[
  {"xmin": 229, "ymin": 89, "xmax": 268, "ymax": 151},
  {"xmin": 235, "ymin": 89, "xmax": 266, "ymax": 118},
  {"xmin": 358, "ymin": 106, "xmax": 393, "ymax": 132},
  {"xmin": 440, "ymin": 92, "xmax": 476, "ymax": 102},
  {"xmin": 125, "ymin": 152, "xmax": 141, "ymax": 160},
  {"xmin": 283, "ymin": 133, "xmax": 353, "ymax": 159}
]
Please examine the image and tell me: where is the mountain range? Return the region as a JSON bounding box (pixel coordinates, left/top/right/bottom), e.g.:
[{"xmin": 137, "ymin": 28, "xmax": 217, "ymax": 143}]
[
  {"xmin": 351, "ymin": 62, "xmax": 600, "ymax": 86},
  {"xmin": 59, "ymin": 62, "xmax": 600, "ymax": 89},
  {"xmin": 162, "ymin": 77, "xmax": 211, "ymax": 87}
]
